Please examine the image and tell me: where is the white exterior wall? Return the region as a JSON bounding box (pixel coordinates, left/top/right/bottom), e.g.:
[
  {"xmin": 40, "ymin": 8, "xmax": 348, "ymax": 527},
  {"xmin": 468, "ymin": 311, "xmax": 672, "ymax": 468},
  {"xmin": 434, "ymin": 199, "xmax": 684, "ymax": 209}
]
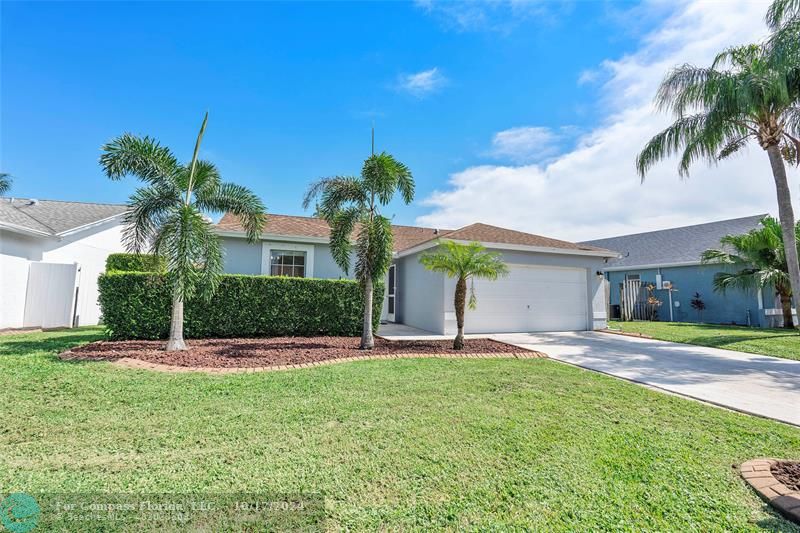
[{"xmin": 0, "ymin": 220, "xmax": 125, "ymax": 329}]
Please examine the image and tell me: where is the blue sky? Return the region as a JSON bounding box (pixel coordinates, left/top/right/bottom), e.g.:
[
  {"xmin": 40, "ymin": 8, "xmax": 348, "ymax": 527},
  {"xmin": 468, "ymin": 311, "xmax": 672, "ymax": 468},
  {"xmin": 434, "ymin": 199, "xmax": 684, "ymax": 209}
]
[{"xmin": 1, "ymin": 1, "xmax": 786, "ymax": 239}]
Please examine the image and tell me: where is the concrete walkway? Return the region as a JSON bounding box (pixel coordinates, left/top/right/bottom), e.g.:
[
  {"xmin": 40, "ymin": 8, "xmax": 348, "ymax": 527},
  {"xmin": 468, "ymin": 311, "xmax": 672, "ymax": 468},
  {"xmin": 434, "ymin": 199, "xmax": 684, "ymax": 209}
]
[{"xmin": 492, "ymin": 331, "xmax": 800, "ymax": 427}]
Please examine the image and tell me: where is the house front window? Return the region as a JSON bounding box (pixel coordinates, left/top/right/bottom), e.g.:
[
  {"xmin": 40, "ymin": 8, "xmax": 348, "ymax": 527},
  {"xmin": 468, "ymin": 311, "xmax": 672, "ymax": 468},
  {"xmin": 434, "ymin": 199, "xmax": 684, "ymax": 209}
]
[{"xmin": 270, "ymin": 250, "xmax": 306, "ymax": 277}]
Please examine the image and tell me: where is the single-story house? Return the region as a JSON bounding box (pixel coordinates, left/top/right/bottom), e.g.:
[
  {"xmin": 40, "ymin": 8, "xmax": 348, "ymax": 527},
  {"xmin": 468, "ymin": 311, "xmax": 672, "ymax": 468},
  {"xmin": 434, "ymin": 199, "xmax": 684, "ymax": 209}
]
[
  {"xmin": 0, "ymin": 197, "xmax": 127, "ymax": 329},
  {"xmin": 216, "ymin": 213, "xmax": 618, "ymax": 335},
  {"xmin": 580, "ymin": 214, "xmax": 784, "ymax": 327}
]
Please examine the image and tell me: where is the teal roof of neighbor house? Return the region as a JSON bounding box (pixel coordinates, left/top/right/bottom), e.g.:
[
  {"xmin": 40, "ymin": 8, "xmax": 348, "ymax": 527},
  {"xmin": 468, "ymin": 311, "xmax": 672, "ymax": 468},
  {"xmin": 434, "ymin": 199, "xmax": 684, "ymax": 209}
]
[
  {"xmin": 580, "ymin": 214, "xmax": 767, "ymax": 269},
  {"xmin": 0, "ymin": 197, "xmax": 127, "ymax": 236}
]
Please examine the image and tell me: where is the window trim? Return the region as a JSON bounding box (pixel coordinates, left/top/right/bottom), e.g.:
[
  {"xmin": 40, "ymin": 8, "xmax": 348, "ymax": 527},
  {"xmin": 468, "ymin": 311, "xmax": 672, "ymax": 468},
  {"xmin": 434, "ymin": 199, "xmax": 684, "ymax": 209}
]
[{"xmin": 261, "ymin": 241, "xmax": 315, "ymax": 277}]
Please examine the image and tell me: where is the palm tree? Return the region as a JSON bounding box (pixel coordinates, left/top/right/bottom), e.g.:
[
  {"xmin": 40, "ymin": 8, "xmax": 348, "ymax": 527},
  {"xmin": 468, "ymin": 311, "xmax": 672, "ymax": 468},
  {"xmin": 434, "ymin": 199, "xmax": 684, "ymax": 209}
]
[
  {"xmin": 100, "ymin": 113, "xmax": 266, "ymax": 351},
  {"xmin": 303, "ymin": 151, "xmax": 414, "ymax": 350},
  {"xmin": 702, "ymin": 216, "xmax": 799, "ymax": 328},
  {"xmin": 0, "ymin": 173, "xmax": 12, "ymax": 195},
  {"xmin": 767, "ymin": 0, "xmax": 800, "ymax": 56},
  {"xmin": 636, "ymin": 43, "xmax": 800, "ymax": 325},
  {"xmin": 419, "ymin": 241, "xmax": 508, "ymax": 349}
]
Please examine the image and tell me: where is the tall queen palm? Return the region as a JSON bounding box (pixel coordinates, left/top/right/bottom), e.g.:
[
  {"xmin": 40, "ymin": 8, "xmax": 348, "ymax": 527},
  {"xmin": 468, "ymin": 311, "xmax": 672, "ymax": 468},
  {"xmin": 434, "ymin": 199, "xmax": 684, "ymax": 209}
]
[
  {"xmin": 303, "ymin": 151, "xmax": 414, "ymax": 350},
  {"xmin": 100, "ymin": 113, "xmax": 266, "ymax": 351},
  {"xmin": 636, "ymin": 43, "xmax": 800, "ymax": 323}
]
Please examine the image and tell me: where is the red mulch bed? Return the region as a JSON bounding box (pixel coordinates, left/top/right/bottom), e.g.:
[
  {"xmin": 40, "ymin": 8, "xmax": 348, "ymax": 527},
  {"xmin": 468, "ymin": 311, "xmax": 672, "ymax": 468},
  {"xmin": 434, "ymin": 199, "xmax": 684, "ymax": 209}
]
[
  {"xmin": 772, "ymin": 461, "xmax": 800, "ymax": 492},
  {"xmin": 63, "ymin": 336, "xmax": 529, "ymax": 368}
]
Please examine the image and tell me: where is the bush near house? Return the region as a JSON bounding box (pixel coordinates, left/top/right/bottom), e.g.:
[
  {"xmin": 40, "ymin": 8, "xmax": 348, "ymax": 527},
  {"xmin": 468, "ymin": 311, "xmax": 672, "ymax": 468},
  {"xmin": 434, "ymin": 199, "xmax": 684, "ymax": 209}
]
[
  {"xmin": 98, "ymin": 272, "xmax": 384, "ymax": 339},
  {"xmin": 105, "ymin": 253, "xmax": 166, "ymax": 273}
]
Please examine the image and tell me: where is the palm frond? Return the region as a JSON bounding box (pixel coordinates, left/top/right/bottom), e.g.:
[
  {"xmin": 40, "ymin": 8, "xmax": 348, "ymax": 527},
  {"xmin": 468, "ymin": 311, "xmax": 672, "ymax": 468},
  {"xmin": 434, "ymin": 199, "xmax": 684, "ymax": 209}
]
[
  {"xmin": 766, "ymin": 0, "xmax": 800, "ymax": 29},
  {"xmin": 123, "ymin": 184, "xmax": 181, "ymax": 254},
  {"xmin": 99, "ymin": 134, "xmax": 179, "ymax": 185},
  {"xmin": 328, "ymin": 207, "xmax": 361, "ymax": 275},
  {"xmin": 355, "ymin": 215, "xmax": 393, "ymax": 283},
  {"xmin": 303, "ymin": 176, "xmax": 367, "ymax": 217},
  {"xmin": 185, "ymin": 111, "xmax": 209, "ymax": 200},
  {"xmin": 196, "ymin": 182, "xmax": 266, "ymax": 243},
  {"xmin": 419, "ymin": 241, "xmax": 508, "ymax": 309},
  {"xmin": 0, "ymin": 173, "xmax": 11, "ymax": 195}
]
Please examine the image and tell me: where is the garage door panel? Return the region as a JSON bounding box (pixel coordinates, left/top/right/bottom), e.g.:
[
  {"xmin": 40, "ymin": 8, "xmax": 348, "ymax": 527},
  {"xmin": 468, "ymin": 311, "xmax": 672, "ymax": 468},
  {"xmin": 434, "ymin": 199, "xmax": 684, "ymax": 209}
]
[{"xmin": 463, "ymin": 264, "xmax": 588, "ymax": 333}]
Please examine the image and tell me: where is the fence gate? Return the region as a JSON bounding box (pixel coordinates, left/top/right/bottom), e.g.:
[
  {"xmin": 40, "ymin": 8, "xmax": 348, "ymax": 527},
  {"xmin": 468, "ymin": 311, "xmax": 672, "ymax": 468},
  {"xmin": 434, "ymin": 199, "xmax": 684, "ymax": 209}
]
[
  {"xmin": 23, "ymin": 262, "xmax": 80, "ymax": 329},
  {"xmin": 619, "ymin": 279, "xmax": 650, "ymax": 321}
]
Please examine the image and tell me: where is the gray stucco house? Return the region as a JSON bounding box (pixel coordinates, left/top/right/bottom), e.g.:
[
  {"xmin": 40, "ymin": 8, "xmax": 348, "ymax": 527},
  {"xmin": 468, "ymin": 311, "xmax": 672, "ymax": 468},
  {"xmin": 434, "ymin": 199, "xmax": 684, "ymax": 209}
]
[
  {"xmin": 216, "ymin": 213, "xmax": 618, "ymax": 335},
  {"xmin": 581, "ymin": 214, "xmax": 784, "ymax": 327}
]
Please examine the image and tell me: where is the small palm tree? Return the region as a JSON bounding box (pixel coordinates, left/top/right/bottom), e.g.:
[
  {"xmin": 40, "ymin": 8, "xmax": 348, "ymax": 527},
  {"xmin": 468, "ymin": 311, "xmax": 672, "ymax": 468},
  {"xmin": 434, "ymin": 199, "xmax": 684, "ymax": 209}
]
[
  {"xmin": 636, "ymin": 43, "xmax": 800, "ymax": 325},
  {"xmin": 100, "ymin": 113, "xmax": 266, "ymax": 351},
  {"xmin": 303, "ymin": 151, "xmax": 414, "ymax": 350},
  {"xmin": 420, "ymin": 241, "xmax": 508, "ymax": 349},
  {"xmin": 702, "ymin": 216, "xmax": 800, "ymax": 328},
  {"xmin": 0, "ymin": 173, "xmax": 12, "ymax": 195}
]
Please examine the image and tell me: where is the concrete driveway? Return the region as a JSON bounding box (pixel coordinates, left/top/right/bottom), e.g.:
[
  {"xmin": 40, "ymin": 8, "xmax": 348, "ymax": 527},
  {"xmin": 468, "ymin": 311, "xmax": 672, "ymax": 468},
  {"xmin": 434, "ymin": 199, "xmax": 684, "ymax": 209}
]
[{"xmin": 491, "ymin": 331, "xmax": 800, "ymax": 427}]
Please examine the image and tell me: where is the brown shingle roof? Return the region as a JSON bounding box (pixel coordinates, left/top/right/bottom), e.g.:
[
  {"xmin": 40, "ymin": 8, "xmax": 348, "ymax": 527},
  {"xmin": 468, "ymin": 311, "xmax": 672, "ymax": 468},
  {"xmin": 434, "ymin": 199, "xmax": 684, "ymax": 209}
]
[
  {"xmin": 217, "ymin": 213, "xmax": 448, "ymax": 252},
  {"xmin": 218, "ymin": 213, "xmax": 615, "ymax": 256},
  {"xmin": 429, "ymin": 223, "xmax": 613, "ymax": 254}
]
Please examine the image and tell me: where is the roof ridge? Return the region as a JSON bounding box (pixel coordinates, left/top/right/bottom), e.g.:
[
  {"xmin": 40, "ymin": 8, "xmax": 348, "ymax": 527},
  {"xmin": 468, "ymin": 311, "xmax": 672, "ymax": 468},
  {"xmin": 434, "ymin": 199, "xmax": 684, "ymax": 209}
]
[
  {"xmin": 223, "ymin": 211, "xmax": 447, "ymax": 231},
  {"xmin": 1, "ymin": 196, "xmax": 128, "ymax": 207},
  {"xmin": 581, "ymin": 214, "xmax": 768, "ymax": 243}
]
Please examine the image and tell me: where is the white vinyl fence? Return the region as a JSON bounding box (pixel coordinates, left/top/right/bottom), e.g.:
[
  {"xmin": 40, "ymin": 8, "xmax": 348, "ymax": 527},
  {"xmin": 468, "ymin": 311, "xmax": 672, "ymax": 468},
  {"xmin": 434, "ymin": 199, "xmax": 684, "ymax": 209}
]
[{"xmin": 23, "ymin": 262, "xmax": 80, "ymax": 329}]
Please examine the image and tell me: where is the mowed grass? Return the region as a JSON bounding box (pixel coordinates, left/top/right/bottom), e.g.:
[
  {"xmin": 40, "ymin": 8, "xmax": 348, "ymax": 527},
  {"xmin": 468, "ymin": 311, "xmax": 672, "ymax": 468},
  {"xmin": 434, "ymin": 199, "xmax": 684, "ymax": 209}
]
[
  {"xmin": 609, "ymin": 320, "xmax": 800, "ymax": 361},
  {"xmin": 1, "ymin": 328, "xmax": 800, "ymax": 531}
]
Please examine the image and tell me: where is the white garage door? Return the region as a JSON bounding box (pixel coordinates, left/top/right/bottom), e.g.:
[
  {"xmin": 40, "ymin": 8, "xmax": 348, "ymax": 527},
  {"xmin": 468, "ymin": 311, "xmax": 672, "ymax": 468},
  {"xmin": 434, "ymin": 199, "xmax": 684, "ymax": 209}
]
[{"xmin": 463, "ymin": 264, "xmax": 588, "ymax": 333}]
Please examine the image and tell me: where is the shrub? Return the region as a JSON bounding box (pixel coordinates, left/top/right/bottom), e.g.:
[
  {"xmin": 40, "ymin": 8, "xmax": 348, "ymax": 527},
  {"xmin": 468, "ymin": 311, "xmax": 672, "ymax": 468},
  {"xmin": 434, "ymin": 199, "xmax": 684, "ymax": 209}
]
[
  {"xmin": 106, "ymin": 253, "xmax": 166, "ymax": 273},
  {"xmin": 98, "ymin": 272, "xmax": 384, "ymax": 339}
]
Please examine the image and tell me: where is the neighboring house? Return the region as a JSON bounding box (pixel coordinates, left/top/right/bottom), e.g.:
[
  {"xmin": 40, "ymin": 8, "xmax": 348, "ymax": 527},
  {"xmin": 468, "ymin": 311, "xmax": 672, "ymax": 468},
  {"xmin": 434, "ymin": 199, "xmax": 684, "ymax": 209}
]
[
  {"xmin": 0, "ymin": 198, "xmax": 127, "ymax": 329},
  {"xmin": 581, "ymin": 214, "xmax": 779, "ymax": 327},
  {"xmin": 217, "ymin": 213, "xmax": 618, "ymax": 335}
]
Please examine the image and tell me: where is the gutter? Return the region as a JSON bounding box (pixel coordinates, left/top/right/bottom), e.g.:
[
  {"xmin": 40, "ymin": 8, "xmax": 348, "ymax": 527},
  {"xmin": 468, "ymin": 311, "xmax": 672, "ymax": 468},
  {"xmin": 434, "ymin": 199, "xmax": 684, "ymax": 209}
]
[{"xmin": 394, "ymin": 238, "xmax": 620, "ymax": 259}]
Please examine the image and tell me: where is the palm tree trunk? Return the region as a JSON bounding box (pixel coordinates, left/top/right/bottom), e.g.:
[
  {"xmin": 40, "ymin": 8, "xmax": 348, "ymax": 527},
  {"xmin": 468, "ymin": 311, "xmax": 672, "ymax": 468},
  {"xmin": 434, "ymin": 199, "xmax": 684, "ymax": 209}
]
[
  {"xmin": 361, "ymin": 277, "xmax": 374, "ymax": 350},
  {"xmin": 165, "ymin": 290, "xmax": 187, "ymax": 352},
  {"xmin": 766, "ymin": 144, "xmax": 799, "ymax": 328},
  {"xmin": 454, "ymin": 276, "xmax": 466, "ymax": 350},
  {"xmin": 780, "ymin": 292, "xmax": 795, "ymax": 329}
]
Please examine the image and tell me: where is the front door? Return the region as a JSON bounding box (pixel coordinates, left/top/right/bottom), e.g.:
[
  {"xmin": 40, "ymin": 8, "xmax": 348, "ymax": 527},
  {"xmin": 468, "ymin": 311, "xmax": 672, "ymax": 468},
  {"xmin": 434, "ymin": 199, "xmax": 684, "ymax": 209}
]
[{"xmin": 387, "ymin": 264, "xmax": 396, "ymax": 322}]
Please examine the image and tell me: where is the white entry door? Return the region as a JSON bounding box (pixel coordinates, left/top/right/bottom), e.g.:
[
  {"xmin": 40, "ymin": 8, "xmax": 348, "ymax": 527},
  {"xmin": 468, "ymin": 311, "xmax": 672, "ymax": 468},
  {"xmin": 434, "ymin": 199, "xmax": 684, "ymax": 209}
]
[{"xmin": 462, "ymin": 264, "xmax": 588, "ymax": 333}]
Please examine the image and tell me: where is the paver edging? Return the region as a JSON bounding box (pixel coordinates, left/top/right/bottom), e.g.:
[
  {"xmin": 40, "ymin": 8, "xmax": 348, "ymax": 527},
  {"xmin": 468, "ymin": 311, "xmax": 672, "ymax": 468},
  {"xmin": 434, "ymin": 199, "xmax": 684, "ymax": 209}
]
[
  {"xmin": 59, "ymin": 350, "xmax": 547, "ymax": 374},
  {"xmin": 740, "ymin": 458, "xmax": 800, "ymax": 524}
]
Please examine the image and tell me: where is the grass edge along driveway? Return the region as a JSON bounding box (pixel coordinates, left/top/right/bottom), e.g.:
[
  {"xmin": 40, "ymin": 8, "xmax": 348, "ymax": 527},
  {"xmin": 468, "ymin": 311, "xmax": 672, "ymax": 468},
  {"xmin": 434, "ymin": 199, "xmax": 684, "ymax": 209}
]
[
  {"xmin": 609, "ymin": 320, "xmax": 800, "ymax": 362},
  {"xmin": 0, "ymin": 327, "xmax": 799, "ymax": 531}
]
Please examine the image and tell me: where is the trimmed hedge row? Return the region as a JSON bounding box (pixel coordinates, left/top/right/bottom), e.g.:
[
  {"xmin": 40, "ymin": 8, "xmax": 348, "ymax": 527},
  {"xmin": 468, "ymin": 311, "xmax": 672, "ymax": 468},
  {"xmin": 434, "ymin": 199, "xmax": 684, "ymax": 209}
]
[
  {"xmin": 98, "ymin": 272, "xmax": 384, "ymax": 340},
  {"xmin": 106, "ymin": 253, "xmax": 165, "ymax": 273}
]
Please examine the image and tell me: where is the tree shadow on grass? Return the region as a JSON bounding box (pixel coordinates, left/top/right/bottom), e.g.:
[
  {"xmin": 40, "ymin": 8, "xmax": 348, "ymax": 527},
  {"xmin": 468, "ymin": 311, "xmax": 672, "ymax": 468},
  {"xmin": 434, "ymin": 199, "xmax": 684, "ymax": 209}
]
[{"xmin": 0, "ymin": 331, "xmax": 106, "ymax": 357}]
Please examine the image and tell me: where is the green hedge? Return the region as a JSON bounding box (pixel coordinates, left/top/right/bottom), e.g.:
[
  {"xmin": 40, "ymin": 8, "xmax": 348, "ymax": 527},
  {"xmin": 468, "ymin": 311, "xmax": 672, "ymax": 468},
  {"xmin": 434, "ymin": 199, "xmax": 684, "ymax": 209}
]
[
  {"xmin": 98, "ymin": 272, "xmax": 384, "ymax": 339},
  {"xmin": 106, "ymin": 253, "xmax": 165, "ymax": 273}
]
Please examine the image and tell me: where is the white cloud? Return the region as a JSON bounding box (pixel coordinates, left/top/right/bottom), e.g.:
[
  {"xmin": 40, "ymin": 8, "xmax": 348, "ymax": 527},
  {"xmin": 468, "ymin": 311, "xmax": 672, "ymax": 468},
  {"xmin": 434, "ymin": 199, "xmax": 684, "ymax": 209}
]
[
  {"xmin": 577, "ymin": 69, "xmax": 600, "ymax": 85},
  {"xmin": 489, "ymin": 126, "xmax": 572, "ymax": 163},
  {"xmin": 397, "ymin": 68, "xmax": 448, "ymax": 98},
  {"xmin": 416, "ymin": 0, "xmax": 787, "ymax": 242},
  {"xmin": 414, "ymin": 0, "xmax": 552, "ymax": 33}
]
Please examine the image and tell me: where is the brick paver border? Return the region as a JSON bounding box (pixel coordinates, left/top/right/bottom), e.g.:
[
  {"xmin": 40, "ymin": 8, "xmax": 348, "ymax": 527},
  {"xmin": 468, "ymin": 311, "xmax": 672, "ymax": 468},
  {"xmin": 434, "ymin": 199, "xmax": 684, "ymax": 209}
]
[
  {"xmin": 60, "ymin": 350, "xmax": 547, "ymax": 374},
  {"xmin": 740, "ymin": 458, "xmax": 800, "ymax": 524}
]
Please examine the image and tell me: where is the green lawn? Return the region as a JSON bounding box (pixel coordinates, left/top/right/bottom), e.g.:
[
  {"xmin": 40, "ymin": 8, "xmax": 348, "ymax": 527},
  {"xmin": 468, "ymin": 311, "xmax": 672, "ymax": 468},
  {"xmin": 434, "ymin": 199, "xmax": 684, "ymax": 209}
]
[
  {"xmin": 2, "ymin": 328, "xmax": 800, "ymax": 531},
  {"xmin": 609, "ymin": 320, "xmax": 800, "ymax": 361}
]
